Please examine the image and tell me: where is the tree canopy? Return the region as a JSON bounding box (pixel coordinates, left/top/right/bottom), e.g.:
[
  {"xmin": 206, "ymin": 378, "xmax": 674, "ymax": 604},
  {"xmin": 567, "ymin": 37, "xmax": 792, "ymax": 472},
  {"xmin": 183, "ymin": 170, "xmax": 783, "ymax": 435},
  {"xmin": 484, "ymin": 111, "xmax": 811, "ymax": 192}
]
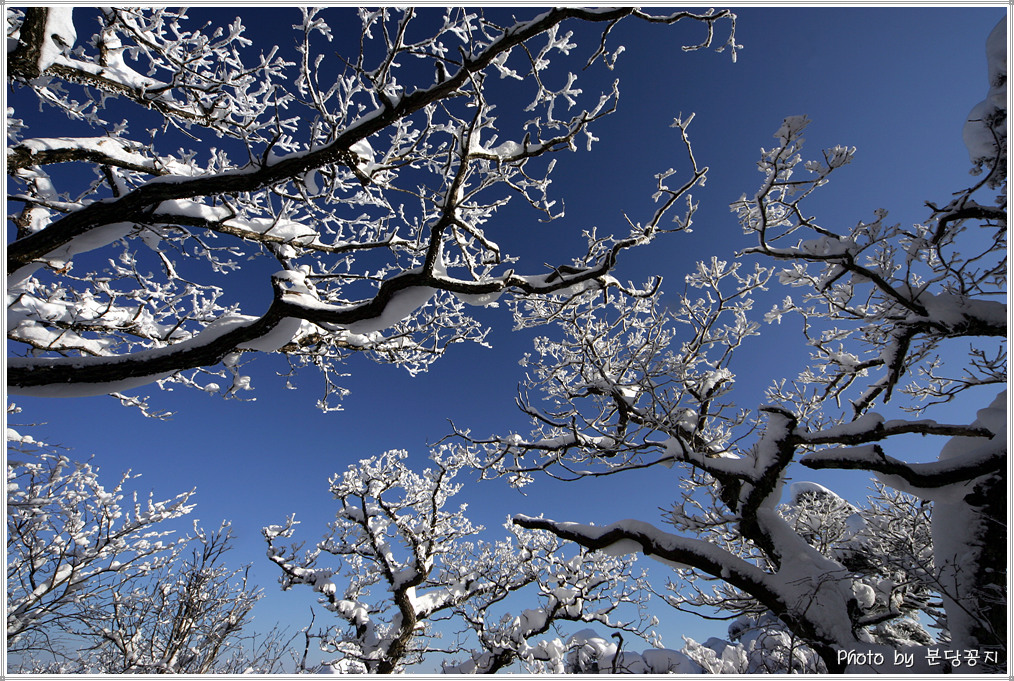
[
  {"xmin": 7, "ymin": 7, "xmax": 734, "ymax": 413},
  {"xmin": 6, "ymin": 6, "xmax": 1006, "ymax": 675}
]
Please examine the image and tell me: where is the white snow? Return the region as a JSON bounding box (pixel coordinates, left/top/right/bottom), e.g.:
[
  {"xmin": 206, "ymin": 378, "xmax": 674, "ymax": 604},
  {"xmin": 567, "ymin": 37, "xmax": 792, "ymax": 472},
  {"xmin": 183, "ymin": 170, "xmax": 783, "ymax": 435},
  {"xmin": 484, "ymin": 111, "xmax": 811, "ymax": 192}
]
[
  {"xmin": 641, "ymin": 647, "xmax": 702, "ymax": 673},
  {"xmin": 788, "ymin": 481, "xmax": 840, "ymax": 505},
  {"xmin": 598, "ymin": 538, "xmax": 642, "ymax": 557},
  {"xmin": 42, "ymin": 221, "xmax": 135, "ymax": 271},
  {"xmin": 156, "ymin": 200, "xmax": 321, "ymax": 247},
  {"xmin": 566, "ymin": 630, "xmax": 705, "ymax": 674},
  {"xmin": 7, "ymin": 314, "xmax": 257, "ymax": 397},
  {"xmin": 797, "ymin": 235, "xmax": 856, "ymax": 257},
  {"xmin": 919, "ymin": 292, "xmax": 1006, "ymax": 330},
  {"xmin": 36, "ymin": 7, "xmax": 76, "ymax": 73},
  {"xmin": 697, "ymin": 367, "xmax": 733, "ymax": 396},
  {"xmin": 156, "ymin": 199, "xmax": 232, "ymax": 223},
  {"xmin": 349, "ymin": 138, "xmax": 375, "ymax": 167},
  {"xmin": 303, "ymin": 169, "xmax": 319, "ymax": 194},
  {"xmin": 452, "ymin": 289, "xmax": 503, "ymax": 307},
  {"xmin": 515, "ymin": 608, "xmax": 548, "ymax": 636},
  {"xmin": 937, "ymin": 390, "xmax": 1005, "ymax": 462},
  {"xmin": 851, "ymin": 581, "xmax": 876, "ymax": 610},
  {"xmin": 231, "ymin": 217, "xmax": 318, "ymax": 245},
  {"xmin": 345, "ymin": 283, "xmax": 436, "ymax": 334},
  {"xmin": 237, "ymin": 317, "xmax": 304, "ymax": 352},
  {"xmin": 6, "ymin": 428, "xmax": 36, "ymax": 444}
]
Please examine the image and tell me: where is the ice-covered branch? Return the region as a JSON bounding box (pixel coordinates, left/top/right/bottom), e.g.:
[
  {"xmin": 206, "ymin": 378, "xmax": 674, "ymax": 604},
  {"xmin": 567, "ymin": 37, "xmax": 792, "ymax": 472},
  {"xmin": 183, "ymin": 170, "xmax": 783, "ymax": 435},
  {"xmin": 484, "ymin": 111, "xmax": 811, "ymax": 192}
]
[{"xmin": 512, "ymin": 515, "xmax": 773, "ymax": 603}]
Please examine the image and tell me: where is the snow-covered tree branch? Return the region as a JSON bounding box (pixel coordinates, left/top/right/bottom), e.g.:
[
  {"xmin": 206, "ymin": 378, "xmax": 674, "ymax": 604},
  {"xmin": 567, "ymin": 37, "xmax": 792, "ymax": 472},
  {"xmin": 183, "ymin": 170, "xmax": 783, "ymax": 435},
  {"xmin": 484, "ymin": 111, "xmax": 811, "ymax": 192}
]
[
  {"xmin": 733, "ymin": 112, "xmax": 1005, "ymax": 416},
  {"xmin": 263, "ymin": 449, "xmax": 654, "ymax": 673},
  {"xmin": 7, "ymin": 6, "xmax": 735, "ymax": 412}
]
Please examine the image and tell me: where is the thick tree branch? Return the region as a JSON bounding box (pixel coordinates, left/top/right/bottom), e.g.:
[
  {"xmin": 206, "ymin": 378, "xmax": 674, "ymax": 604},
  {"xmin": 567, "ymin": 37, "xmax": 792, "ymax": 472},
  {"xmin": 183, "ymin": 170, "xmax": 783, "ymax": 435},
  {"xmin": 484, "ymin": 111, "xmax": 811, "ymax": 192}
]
[
  {"xmin": 6, "ymin": 7, "xmax": 48, "ymax": 80},
  {"xmin": 800, "ymin": 444, "xmax": 1005, "ymax": 489},
  {"xmin": 512, "ymin": 515, "xmax": 777, "ymax": 615},
  {"xmin": 511, "ymin": 513, "xmax": 846, "ymax": 670}
]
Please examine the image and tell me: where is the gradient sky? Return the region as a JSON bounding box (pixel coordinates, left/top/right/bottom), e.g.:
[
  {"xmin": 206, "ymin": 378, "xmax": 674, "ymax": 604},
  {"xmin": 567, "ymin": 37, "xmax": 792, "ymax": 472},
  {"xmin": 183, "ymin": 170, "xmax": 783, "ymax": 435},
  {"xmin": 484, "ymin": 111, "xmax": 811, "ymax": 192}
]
[{"xmin": 7, "ymin": 4, "xmax": 1007, "ymax": 666}]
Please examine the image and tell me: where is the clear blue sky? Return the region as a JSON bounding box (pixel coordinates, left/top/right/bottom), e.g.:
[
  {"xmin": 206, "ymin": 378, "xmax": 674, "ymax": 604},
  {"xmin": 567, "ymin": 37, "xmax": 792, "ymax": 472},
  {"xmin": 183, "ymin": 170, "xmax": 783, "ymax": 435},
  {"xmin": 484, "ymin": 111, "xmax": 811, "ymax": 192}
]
[{"xmin": 7, "ymin": 4, "xmax": 1006, "ymax": 663}]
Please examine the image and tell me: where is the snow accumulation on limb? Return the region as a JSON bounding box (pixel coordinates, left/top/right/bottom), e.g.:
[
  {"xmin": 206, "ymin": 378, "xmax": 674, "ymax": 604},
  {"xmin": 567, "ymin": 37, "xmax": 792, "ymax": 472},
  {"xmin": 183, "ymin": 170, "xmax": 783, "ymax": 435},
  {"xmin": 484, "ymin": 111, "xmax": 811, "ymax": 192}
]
[
  {"xmin": 512, "ymin": 515, "xmax": 776, "ymax": 605},
  {"xmin": 7, "ymin": 137, "xmax": 199, "ymax": 177},
  {"xmin": 800, "ymin": 412, "xmax": 996, "ymax": 445},
  {"xmin": 6, "ymin": 256, "xmax": 653, "ymax": 396}
]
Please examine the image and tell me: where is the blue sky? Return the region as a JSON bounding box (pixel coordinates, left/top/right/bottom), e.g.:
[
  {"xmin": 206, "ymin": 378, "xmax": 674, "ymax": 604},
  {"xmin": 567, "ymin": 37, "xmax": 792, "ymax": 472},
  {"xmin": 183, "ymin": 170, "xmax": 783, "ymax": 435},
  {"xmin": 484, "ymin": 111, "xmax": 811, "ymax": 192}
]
[{"xmin": 7, "ymin": 4, "xmax": 1006, "ymax": 664}]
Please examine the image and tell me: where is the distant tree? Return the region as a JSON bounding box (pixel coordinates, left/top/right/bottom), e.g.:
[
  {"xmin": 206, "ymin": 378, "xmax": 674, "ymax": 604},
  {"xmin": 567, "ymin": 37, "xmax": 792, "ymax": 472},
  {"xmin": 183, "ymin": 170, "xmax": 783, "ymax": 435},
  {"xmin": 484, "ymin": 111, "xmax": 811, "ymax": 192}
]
[
  {"xmin": 6, "ymin": 6, "xmax": 735, "ymax": 413},
  {"xmin": 6, "ymin": 421, "xmax": 286, "ymax": 673},
  {"xmin": 462, "ymin": 19, "xmax": 1007, "ymax": 674},
  {"xmin": 559, "ymin": 621, "xmax": 822, "ymax": 674},
  {"xmin": 68, "ymin": 522, "xmax": 293, "ymax": 674},
  {"xmin": 7, "ymin": 426, "xmax": 194, "ymax": 659},
  {"xmin": 263, "ymin": 449, "xmax": 655, "ymax": 673}
]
